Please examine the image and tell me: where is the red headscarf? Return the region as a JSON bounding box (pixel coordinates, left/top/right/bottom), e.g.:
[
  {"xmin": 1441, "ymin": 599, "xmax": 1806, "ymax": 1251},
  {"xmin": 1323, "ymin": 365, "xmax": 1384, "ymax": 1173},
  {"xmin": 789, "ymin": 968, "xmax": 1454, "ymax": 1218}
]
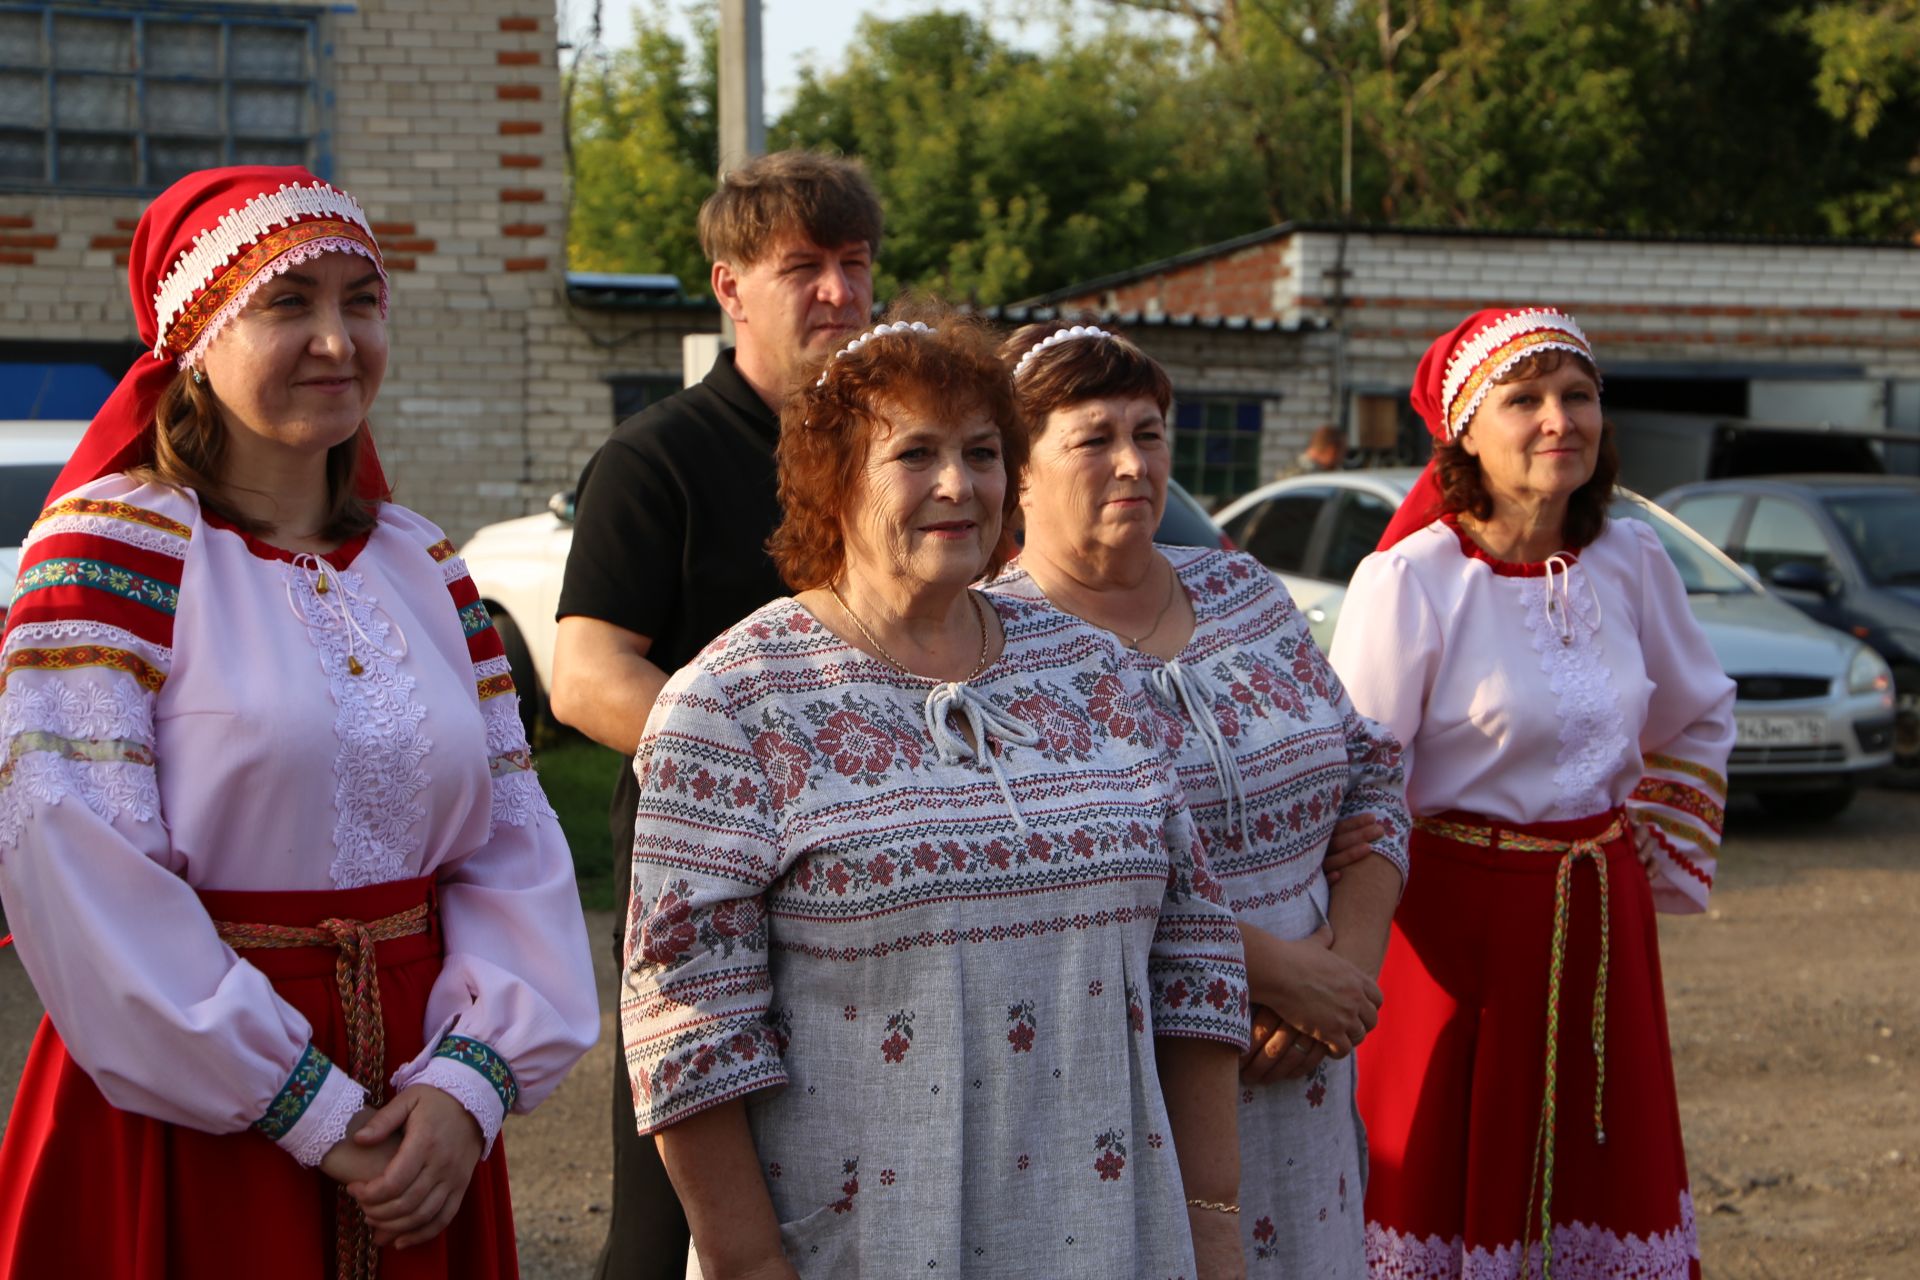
[
  {"xmin": 1375, "ymin": 307, "xmax": 1596, "ymax": 550},
  {"xmin": 49, "ymin": 165, "xmax": 390, "ymax": 504}
]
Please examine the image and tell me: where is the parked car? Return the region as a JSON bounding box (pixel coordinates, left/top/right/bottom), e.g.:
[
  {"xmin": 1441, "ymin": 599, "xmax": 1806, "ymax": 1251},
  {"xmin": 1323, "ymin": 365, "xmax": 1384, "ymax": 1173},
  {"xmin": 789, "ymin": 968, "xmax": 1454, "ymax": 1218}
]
[
  {"xmin": 1215, "ymin": 469, "xmax": 1896, "ymax": 819},
  {"xmin": 0, "ymin": 421, "xmax": 90, "ymax": 625},
  {"xmin": 1655, "ymin": 475, "xmax": 1920, "ymax": 768},
  {"xmin": 460, "ymin": 479, "xmax": 1230, "ymax": 733}
]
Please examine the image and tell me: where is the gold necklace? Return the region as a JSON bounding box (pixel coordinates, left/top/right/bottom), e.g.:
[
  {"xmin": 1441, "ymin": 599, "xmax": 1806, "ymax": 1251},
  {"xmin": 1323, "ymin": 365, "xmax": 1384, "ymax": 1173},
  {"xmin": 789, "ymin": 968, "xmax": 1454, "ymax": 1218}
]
[
  {"xmin": 828, "ymin": 583, "xmax": 992, "ymax": 681},
  {"xmin": 1050, "ymin": 556, "xmax": 1179, "ymax": 651}
]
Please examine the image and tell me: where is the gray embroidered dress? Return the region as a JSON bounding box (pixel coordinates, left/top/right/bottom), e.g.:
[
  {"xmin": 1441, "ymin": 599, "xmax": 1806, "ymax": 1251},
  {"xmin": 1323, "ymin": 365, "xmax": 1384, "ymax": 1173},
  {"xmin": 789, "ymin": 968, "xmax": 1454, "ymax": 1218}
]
[
  {"xmin": 994, "ymin": 546, "xmax": 1410, "ymax": 1276},
  {"xmin": 620, "ymin": 592, "xmax": 1249, "ymax": 1278}
]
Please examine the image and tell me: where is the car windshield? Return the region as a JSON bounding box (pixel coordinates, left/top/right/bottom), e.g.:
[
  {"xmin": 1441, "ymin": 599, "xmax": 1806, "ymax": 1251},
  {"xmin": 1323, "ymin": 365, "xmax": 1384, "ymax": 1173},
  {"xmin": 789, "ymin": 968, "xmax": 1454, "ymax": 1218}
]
[
  {"xmin": 1607, "ymin": 496, "xmax": 1754, "ymax": 596},
  {"xmin": 1156, "ymin": 482, "xmax": 1224, "ymax": 549},
  {"xmin": 0, "ymin": 464, "xmax": 64, "ymax": 546},
  {"xmin": 1822, "ymin": 493, "xmax": 1920, "ymax": 585}
]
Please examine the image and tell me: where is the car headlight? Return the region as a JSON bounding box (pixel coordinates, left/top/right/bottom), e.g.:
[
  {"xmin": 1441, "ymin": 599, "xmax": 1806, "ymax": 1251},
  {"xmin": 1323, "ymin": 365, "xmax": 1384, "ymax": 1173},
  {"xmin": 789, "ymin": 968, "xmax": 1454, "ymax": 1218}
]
[{"xmin": 1848, "ymin": 643, "xmax": 1894, "ymax": 695}]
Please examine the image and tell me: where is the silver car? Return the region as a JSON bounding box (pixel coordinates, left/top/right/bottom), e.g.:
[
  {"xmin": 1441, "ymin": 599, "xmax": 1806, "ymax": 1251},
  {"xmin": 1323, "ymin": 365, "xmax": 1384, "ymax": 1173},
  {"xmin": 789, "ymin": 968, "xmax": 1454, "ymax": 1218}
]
[{"xmin": 1214, "ymin": 470, "xmax": 1896, "ymax": 820}]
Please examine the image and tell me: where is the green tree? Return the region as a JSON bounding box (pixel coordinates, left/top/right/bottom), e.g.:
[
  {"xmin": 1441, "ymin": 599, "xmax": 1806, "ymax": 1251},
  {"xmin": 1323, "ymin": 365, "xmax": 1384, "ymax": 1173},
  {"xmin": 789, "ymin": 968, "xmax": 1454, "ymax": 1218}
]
[
  {"xmin": 565, "ymin": 1, "xmax": 718, "ymax": 288},
  {"xmin": 1800, "ymin": 0, "xmax": 1920, "ymax": 237},
  {"xmin": 771, "ymin": 12, "xmax": 1265, "ymax": 303}
]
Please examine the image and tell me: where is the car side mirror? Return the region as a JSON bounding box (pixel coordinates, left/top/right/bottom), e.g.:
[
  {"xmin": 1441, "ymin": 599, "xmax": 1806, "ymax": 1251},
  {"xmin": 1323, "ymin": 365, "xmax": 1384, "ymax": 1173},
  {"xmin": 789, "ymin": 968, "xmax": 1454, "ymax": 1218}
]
[
  {"xmin": 548, "ymin": 490, "xmax": 576, "ymax": 524},
  {"xmin": 1769, "ymin": 560, "xmax": 1839, "ymax": 598}
]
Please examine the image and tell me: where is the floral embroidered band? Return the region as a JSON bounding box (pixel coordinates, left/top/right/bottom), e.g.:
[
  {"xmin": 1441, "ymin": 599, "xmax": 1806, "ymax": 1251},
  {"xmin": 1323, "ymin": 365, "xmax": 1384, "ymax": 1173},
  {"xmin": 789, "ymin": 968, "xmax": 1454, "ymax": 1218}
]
[
  {"xmin": 433, "ymin": 1034, "xmax": 518, "ymax": 1113},
  {"xmin": 163, "ymin": 219, "xmax": 383, "ymax": 358},
  {"xmin": 254, "ymin": 1042, "xmax": 333, "ymax": 1140}
]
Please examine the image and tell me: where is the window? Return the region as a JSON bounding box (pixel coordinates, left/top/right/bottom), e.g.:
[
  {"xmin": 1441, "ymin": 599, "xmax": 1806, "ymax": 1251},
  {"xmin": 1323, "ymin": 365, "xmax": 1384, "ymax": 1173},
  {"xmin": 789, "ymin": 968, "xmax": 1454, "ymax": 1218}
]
[
  {"xmin": 1172, "ymin": 397, "xmax": 1263, "ymax": 507},
  {"xmin": 0, "ymin": 3, "xmax": 322, "ymax": 193},
  {"xmin": 1320, "ymin": 491, "xmax": 1395, "ymax": 585},
  {"xmin": 1741, "ymin": 498, "xmax": 1835, "ymax": 581},
  {"xmin": 1236, "ymin": 490, "xmax": 1329, "ymax": 575},
  {"xmin": 1667, "ymin": 492, "xmax": 1745, "ymax": 551}
]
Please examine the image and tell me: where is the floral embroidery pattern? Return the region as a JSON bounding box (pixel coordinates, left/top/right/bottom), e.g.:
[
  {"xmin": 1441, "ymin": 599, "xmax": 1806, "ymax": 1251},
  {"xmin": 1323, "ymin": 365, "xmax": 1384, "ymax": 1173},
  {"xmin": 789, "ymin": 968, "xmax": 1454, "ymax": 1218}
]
[
  {"xmin": 814, "ymin": 706, "xmax": 896, "ymax": 782},
  {"xmin": 830, "ymin": 1157, "xmax": 860, "ymax": 1213},
  {"xmin": 639, "ymin": 1024, "xmax": 780, "ymax": 1103},
  {"xmin": 254, "ymin": 1043, "xmax": 331, "ymax": 1139},
  {"xmin": 1253, "ymin": 1215, "xmax": 1278, "ymax": 1260},
  {"xmin": 1007, "ymin": 689, "xmax": 1096, "ymax": 761},
  {"xmin": 432, "ymin": 1034, "xmax": 519, "ymax": 1113},
  {"xmin": 1006, "ymin": 1000, "xmax": 1037, "ymax": 1053},
  {"xmin": 1079, "ymin": 671, "xmax": 1152, "ymax": 746},
  {"xmin": 881, "ymin": 1009, "xmax": 916, "ymax": 1064},
  {"xmin": 633, "ymin": 878, "xmax": 767, "ymax": 971},
  {"xmin": 1093, "ymin": 1128, "xmax": 1128, "ymax": 1182},
  {"xmin": 1304, "ymin": 1060, "xmax": 1328, "ymax": 1109},
  {"xmin": 792, "ymin": 818, "xmax": 1161, "ymax": 901},
  {"xmin": 14, "ymin": 558, "xmax": 179, "ymax": 615}
]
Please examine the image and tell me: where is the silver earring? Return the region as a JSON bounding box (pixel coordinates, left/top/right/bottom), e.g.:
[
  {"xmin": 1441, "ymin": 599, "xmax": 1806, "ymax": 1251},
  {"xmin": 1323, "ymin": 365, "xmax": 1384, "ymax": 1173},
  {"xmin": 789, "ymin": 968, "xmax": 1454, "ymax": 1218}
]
[{"xmin": 190, "ymin": 367, "xmax": 205, "ymax": 385}]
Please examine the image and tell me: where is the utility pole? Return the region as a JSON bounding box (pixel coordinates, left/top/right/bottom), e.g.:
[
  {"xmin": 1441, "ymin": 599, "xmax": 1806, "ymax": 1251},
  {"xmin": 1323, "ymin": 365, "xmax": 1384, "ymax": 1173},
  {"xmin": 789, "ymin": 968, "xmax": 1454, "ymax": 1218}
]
[
  {"xmin": 718, "ymin": 0, "xmax": 766, "ymax": 172},
  {"xmin": 709, "ymin": 0, "xmax": 763, "ymax": 350}
]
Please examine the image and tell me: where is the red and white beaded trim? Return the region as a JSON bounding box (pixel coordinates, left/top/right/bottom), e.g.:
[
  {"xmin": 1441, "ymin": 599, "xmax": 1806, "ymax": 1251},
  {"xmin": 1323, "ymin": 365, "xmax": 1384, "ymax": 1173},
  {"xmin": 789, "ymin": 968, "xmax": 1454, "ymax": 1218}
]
[
  {"xmin": 152, "ymin": 181, "xmax": 377, "ymax": 357},
  {"xmin": 174, "ymin": 237, "xmax": 385, "ymax": 371},
  {"xmin": 1440, "ymin": 309, "xmax": 1594, "ymax": 440}
]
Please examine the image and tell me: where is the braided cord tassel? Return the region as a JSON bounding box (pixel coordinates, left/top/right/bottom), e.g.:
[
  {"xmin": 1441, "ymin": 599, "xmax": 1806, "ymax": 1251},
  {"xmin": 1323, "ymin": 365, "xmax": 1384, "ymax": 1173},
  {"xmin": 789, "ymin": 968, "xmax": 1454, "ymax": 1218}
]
[
  {"xmin": 1519, "ymin": 844, "xmax": 1612, "ymax": 1280},
  {"xmin": 215, "ymin": 903, "xmax": 430, "ymax": 1280}
]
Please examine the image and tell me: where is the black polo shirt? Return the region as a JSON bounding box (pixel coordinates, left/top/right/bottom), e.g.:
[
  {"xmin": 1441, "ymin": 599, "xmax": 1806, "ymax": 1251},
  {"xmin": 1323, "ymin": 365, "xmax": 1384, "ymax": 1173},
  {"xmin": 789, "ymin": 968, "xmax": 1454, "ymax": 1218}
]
[{"xmin": 558, "ymin": 348, "xmax": 788, "ymax": 901}]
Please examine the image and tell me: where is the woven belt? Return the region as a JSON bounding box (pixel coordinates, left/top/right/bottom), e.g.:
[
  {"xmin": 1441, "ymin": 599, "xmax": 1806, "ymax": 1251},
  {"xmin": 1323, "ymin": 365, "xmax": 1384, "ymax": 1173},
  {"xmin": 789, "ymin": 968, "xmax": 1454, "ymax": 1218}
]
[
  {"xmin": 215, "ymin": 901, "xmax": 432, "ymax": 1280},
  {"xmin": 1414, "ymin": 812, "xmax": 1630, "ymax": 1280}
]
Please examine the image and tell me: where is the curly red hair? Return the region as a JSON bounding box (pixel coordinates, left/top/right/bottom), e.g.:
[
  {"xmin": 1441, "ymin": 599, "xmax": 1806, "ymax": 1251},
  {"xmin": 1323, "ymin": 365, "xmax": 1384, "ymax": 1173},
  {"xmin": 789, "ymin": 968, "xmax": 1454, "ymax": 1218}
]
[{"xmin": 770, "ymin": 303, "xmax": 1029, "ymax": 591}]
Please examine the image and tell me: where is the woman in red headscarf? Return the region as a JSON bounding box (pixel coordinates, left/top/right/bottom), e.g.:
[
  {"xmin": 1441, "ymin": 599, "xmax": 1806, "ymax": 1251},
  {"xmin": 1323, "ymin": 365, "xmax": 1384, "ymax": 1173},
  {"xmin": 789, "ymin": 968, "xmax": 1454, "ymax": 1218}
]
[
  {"xmin": 1329, "ymin": 309, "xmax": 1734, "ymax": 1279},
  {"xmin": 0, "ymin": 167, "xmax": 597, "ymax": 1279}
]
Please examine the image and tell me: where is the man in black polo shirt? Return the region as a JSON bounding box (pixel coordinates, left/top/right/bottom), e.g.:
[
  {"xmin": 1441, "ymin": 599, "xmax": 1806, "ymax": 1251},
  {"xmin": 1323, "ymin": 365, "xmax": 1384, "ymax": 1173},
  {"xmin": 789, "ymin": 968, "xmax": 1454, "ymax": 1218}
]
[{"xmin": 552, "ymin": 149, "xmax": 882, "ymax": 1280}]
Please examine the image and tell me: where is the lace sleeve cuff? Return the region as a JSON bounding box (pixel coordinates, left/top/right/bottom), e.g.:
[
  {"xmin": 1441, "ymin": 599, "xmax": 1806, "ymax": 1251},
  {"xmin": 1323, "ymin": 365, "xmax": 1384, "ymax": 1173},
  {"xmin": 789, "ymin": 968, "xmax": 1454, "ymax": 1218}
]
[
  {"xmin": 396, "ymin": 1034, "xmax": 516, "ymax": 1154},
  {"xmin": 255, "ymin": 1044, "xmax": 367, "ymax": 1167}
]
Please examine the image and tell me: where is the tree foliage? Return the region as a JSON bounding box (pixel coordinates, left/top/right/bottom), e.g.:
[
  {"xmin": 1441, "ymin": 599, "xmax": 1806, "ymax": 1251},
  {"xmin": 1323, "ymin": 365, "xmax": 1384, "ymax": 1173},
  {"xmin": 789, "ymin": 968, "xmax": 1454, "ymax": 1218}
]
[
  {"xmin": 565, "ymin": 1, "xmax": 1920, "ymax": 303},
  {"xmin": 566, "ymin": 1, "xmax": 717, "ymax": 285}
]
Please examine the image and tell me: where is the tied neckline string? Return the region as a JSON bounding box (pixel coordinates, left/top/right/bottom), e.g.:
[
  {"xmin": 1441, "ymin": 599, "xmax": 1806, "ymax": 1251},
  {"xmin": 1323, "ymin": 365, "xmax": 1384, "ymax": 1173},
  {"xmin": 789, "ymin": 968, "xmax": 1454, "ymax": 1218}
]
[
  {"xmin": 923, "ymin": 681, "xmax": 1040, "ymax": 832},
  {"xmin": 1147, "ymin": 659, "xmax": 1247, "ymax": 849},
  {"xmin": 284, "ymin": 553, "xmax": 407, "ymax": 676},
  {"xmin": 1542, "ymin": 553, "xmax": 1602, "ymax": 647}
]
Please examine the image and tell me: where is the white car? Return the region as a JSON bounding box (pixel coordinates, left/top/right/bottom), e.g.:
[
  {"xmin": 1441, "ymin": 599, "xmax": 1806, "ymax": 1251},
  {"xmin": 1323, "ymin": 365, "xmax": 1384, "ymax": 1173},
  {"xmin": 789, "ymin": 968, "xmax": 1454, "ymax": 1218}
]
[
  {"xmin": 459, "ymin": 481, "xmax": 1231, "ymax": 734},
  {"xmin": 456, "ymin": 490, "xmax": 577, "ymax": 731},
  {"xmin": 1214, "ymin": 469, "xmax": 1897, "ymax": 820},
  {"xmin": 1, "ymin": 421, "xmax": 90, "ymax": 619}
]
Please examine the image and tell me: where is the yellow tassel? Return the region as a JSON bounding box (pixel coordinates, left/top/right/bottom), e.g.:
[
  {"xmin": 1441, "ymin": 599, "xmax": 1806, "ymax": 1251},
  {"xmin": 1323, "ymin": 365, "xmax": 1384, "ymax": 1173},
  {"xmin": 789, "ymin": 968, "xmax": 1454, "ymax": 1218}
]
[
  {"xmin": 316, "ymin": 574, "xmax": 330, "ymax": 595},
  {"xmin": 347, "ymin": 655, "xmax": 364, "ymax": 676}
]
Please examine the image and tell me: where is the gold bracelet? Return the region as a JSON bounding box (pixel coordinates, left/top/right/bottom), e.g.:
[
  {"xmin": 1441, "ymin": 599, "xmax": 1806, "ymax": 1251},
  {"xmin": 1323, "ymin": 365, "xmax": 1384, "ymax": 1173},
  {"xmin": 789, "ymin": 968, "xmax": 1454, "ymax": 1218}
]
[{"xmin": 1186, "ymin": 1197, "xmax": 1240, "ymax": 1215}]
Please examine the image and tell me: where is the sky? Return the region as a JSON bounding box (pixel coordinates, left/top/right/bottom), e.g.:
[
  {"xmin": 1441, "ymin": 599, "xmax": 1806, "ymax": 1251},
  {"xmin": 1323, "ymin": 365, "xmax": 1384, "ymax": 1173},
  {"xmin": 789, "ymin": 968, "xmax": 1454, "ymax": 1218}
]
[{"xmin": 553, "ymin": 1, "xmax": 1092, "ymax": 115}]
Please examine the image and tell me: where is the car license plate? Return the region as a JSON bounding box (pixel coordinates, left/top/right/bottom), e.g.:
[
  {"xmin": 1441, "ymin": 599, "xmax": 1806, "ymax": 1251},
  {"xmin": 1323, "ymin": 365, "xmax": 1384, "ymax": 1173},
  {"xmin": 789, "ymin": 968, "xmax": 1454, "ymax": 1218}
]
[{"xmin": 1735, "ymin": 715, "xmax": 1826, "ymax": 747}]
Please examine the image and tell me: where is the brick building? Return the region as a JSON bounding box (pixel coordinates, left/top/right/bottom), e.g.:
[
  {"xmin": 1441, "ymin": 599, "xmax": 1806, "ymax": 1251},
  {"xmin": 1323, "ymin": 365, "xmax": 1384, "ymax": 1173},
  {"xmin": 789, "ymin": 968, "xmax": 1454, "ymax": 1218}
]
[
  {"xmin": 1, "ymin": 0, "xmax": 713, "ymax": 540},
  {"xmin": 1022, "ymin": 224, "xmax": 1920, "ymax": 506}
]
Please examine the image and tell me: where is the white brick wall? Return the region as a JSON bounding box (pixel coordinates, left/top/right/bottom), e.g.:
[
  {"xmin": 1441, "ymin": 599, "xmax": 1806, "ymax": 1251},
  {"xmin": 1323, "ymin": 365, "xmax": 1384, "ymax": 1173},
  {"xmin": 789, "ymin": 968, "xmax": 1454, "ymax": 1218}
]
[{"xmin": 0, "ymin": 0, "xmax": 714, "ymax": 541}]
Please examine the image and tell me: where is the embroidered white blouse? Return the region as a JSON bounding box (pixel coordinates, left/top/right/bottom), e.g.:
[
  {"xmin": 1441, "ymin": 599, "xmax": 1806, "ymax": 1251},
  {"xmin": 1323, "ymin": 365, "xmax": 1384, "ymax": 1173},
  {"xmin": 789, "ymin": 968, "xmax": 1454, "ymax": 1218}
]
[
  {"xmin": 1328, "ymin": 516, "xmax": 1735, "ymax": 912},
  {"xmin": 0, "ymin": 475, "xmax": 598, "ymax": 1166}
]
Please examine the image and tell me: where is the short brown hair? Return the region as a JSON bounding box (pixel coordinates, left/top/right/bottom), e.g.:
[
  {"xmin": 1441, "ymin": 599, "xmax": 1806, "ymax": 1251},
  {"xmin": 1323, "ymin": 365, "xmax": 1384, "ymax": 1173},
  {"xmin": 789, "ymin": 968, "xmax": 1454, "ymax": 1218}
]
[
  {"xmin": 698, "ymin": 150, "xmax": 884, "ymax": 268},
  {"xmin": 1435, "ymin": 349, "xmax": 1617, "ymax": 550},
  {"xmin": 770, "ymin": 302, "xmax": 1027, "ymax": 591},
  {"xmin": 131, "ymin": 369, "xmax": 379, "ymax": 542},
  {"xmin": 1000, "ymin": 320, "xmax": 1172, "ymax": 436}
]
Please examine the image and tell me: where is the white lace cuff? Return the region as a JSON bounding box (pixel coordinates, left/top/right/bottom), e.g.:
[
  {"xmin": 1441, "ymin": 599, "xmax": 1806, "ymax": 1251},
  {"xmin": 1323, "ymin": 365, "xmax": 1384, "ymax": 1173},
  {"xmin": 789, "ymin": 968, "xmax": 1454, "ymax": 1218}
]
[
  {"xmin": 262, "ymin": 1050, "xmax": 368, "ymax": 1168},
  {"xmin": 395, "ymin": 1042, "xmax": 511, "ymax": 1157}
]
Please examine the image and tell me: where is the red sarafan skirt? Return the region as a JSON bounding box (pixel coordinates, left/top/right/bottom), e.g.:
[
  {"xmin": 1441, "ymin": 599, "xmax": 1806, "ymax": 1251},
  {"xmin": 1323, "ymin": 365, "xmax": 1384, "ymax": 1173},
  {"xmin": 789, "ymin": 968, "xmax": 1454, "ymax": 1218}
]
[
  {"xmin": 1356, "ymin": 808, "xmax": 1701, "ymax": 1280},
  {"xmin": 0, "ymin": 876, "xmax": 517, "ymax": 1280}
]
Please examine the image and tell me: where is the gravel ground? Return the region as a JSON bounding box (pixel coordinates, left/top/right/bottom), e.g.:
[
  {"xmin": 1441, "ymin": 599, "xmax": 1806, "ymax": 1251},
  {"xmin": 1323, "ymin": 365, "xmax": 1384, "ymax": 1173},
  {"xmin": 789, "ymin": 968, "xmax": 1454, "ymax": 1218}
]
[{"xmin": 3, "ymin": 787, "xmax": 1916, "ymax": 1278}]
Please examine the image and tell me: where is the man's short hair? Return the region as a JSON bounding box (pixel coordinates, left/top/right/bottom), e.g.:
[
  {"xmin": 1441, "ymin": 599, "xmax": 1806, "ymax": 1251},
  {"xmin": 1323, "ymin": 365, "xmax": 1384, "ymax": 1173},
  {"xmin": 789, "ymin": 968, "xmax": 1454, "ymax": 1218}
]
[{"xmin": 698, "ymin": 150, "xmax": 884, "ymax": 268}]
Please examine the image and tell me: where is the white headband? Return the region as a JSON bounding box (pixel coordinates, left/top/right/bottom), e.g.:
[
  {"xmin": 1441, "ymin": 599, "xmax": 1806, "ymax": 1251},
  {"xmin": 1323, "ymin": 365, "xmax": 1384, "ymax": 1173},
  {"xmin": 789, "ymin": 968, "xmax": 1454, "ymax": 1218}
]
[
  {"xmin": 1011, "ymin": 324, "xmax": 1114, "ymax": 380},
  {"xmin": 814, "ymin": 320, "xmax": 936, "ymax": 387}
]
